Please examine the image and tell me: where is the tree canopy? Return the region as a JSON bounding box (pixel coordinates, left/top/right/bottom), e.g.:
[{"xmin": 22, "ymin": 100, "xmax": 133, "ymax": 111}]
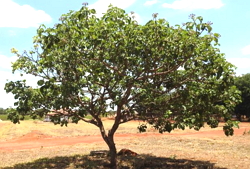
[
  {"xmin": 234, "ymin": 73, "xmax": 250, "ymax": 121},
  {"xmin": 5, "ymin": 5, "xmax": 240, "ymax": 168}
]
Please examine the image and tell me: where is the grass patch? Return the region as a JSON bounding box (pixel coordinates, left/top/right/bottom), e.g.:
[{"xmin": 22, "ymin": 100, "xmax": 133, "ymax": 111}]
[
  {"xmin": 0, "ymin": 120, "xmax": 141, "ymax": 139},
  {"xmin": 0, "ymin": 114, "xmax": 8, "ymax": 120},
  {"xmin": 1, "ymin": 121, "xmax": 250, "ymax": 168}
]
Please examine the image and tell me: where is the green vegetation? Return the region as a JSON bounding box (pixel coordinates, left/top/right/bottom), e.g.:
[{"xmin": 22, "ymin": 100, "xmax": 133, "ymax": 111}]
[
  {"xmin": 0, "ymin": 114, "xmax": 8, "ymax": 120},
  {"xmin": 234, "ymin": 73, "xmax": 250, "ymax": 121},
  {"xmin": 0, "ymin": 114, "xmax": 43, "ymax": 121},
  {"xmin": 0, "ymin": 107, "xmax": 7, "ymax": 114},
  {"xmin": 5, "ymin": 4, "xmax": 240, "ymax": 168}
]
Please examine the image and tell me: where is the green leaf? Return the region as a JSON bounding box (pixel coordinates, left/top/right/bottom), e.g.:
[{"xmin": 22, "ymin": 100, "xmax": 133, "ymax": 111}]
[{"xmin": 37, "ymin": 80, "xmax": 44, "ymax": 86}]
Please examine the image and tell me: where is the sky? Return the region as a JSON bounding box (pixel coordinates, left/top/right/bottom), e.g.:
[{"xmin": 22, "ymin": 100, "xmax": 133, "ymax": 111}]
[{"xmin": 0, "ymin": 0, "xmax": 250, "ymax": 108}]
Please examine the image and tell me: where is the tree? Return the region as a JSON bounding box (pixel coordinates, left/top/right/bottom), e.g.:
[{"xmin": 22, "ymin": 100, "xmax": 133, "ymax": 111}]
[
  {"xmin": 234, "ymin": 73, "xmax": 250, "ymax": 121},
  {"xmin": 5, "ymin": 5, "xmax": 240, "ymax": 168},
  {"xmin": 0, "ymin": 108, "xmax": 7, "ymax": 114}
]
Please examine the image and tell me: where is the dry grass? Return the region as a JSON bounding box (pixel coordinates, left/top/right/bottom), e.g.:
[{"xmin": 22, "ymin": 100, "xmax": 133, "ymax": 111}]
[
  {"xmin": 0, "ymin": 120, "xmax": 143, "ymax": 140},
  {"xmin": 0, "ymin": 120, "xmax": 250, "ymax": 169}
]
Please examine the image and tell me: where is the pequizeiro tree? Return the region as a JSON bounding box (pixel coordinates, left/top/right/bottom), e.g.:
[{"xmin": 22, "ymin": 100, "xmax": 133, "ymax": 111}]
[{"xmin": 5, "ymin": 5, "xmax": 241, "ymax": 169}]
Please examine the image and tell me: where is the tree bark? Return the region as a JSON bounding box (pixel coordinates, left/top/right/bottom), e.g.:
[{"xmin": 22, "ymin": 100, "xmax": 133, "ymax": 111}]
[
  {"xmin": 106, "ymin": 107, "xmax": 124, "ymax": 169},
  {"xmin": 96, "ymin": 117, "xmax": 118, "ymax": 169},
  {"xmin": 100, "ymin": 132, "xmax": 117, "ymax": 169},
  {"xmin": 107, "ymin": 135, "xmax": 117, "ymax": 169},
  {"xmin": 95, "ymin": 106, "xmax": 123, "ymax": 169}
]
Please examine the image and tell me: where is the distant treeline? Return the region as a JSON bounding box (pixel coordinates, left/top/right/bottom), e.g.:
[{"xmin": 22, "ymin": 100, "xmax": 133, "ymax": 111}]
[{"xmin": 0, "ymin": 108, "xmax": 7, "ymax": 114}]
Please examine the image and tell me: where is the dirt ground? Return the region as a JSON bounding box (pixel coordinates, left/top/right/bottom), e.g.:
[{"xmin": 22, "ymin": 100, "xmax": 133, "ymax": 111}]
[{"xmin": 0, "ymin": 120, "xmax": 250, "ymax": 168}]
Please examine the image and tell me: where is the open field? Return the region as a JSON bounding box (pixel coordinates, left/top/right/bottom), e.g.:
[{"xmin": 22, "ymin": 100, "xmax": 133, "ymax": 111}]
[{"xmin": 0, "ymin": 120, "xmax": 250, "ymax": 168}]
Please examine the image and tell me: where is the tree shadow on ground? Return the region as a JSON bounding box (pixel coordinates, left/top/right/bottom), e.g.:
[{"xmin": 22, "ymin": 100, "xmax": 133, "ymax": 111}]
[{"xmin": 2, "ymin": 152, "xmax": 227, "ymax": 169}]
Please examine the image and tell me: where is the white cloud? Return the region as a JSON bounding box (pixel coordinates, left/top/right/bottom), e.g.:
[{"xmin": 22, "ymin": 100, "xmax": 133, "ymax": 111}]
[
  {"xmin": 0, "ymin": 55, "xmax": 17, "ymax": 108},
  {"xmin": 144, "ymin": 0, "xmax": 159, "ymax": 6},
  {"xmin": 0, "ymin": 83, "xmax": 16, "ymax": 108},
  {"xmin": 0, "ymin": 55, "xmax": 40, "ymax": 108},
  {"xmin": 162, "ymin": 0, "xmax": 224, "ymax": 10},
  {"xmin": 241, "ymin": 45, "xmax": 250, "ymax": 55},
  {"xmin": 0, "ymin": 0, "xmax": 52, "ymax": 28},
  {"xmin": 89, "ymin": 0, "xmax": 136, "ymax": 18},
  {"xmin": 227, "ymin": 58, "xmax": 250, "ymax": 69},
  {"xmin": 227, "ymin": 57, "xmax": 250, "ymax": 75},
  {"xmin": 0, "ymin": 55, "xmax": 17, "ymax": 71}
]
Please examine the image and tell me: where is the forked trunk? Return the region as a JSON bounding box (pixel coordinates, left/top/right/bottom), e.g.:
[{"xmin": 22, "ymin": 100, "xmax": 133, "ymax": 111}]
[{"xmin": 96, "ymin": 110, "xmax": 122, "ymax": 169}]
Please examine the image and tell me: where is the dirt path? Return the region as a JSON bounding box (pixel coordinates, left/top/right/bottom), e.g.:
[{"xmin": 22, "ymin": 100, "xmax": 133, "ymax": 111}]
[
  {"xmin": 1, "ymin": 122, "xmax": 250, "ymax": 152},
  {"xmin": 0, "ymin": 131, "xmax": 160, "ymax": 151}
]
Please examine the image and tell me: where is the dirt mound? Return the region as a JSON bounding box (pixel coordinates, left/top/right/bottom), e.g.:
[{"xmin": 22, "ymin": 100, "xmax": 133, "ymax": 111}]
[{"xmin": 118, "ymin": 149, "xmax": 138, "ymax": 156}]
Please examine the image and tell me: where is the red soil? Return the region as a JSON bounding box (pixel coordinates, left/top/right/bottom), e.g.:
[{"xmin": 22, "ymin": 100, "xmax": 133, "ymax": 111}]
[{"xmin": 0, "ymin": 122, "xmax": 250, "ymax": 152}]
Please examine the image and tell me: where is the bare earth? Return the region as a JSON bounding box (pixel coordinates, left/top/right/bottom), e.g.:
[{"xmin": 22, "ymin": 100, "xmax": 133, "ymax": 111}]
[{"xmin": 0, "ymin": 120, "xmax": 250, "ymax": 168}]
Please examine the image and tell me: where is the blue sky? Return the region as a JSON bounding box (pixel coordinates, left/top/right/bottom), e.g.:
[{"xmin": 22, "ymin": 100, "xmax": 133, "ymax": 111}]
[{"xmin": 0, "ymin": 0, "xmax": 250, "ymax": 108}]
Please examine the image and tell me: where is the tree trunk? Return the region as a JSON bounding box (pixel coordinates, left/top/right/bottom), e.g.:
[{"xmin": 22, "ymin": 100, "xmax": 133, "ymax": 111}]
[
  {"xmin": 107, "ymin": 136, "xmax": 117, "ymax": 169},
  {"xmin": 95, "ymin": 108, "xmax": 122, "ymax": 169},
  {"xmin": 98, "ymin": 123, "xmax": 118, "ymax": 169}
]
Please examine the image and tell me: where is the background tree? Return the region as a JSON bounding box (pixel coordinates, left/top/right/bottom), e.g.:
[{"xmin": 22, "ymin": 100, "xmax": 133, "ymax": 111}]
[
  {"xmin": 234, "ymin": 73, "xmax": 250, "ymax": 121},
  {"xmin": 0, "ymin": 108, "xmax": 7, "ymax": 114},
  {"xmin": 5, "ymin": 5, "xmax": 240, "ymax": 168}
]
